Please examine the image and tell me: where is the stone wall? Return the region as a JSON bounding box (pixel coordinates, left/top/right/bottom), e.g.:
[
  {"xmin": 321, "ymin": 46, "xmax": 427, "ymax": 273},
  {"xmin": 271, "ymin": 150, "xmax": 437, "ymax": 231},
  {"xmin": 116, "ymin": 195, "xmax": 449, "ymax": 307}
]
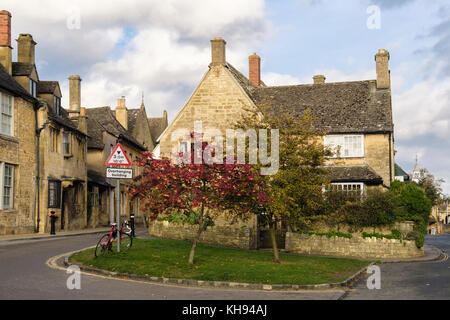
[
  {"xmin": 309, "ymin": 221, "xmax": 415, "ymax": 237},
  {"xmin": 0, "ymin": 96, "xmax": 36, "ymax": 235},
  {"xmin": 285, "ymin": 232, "xmax": 423, "ymax": 259},
  {"xmin": 148, "ymin": 220, "xmax": 257, "ymax": 250}
]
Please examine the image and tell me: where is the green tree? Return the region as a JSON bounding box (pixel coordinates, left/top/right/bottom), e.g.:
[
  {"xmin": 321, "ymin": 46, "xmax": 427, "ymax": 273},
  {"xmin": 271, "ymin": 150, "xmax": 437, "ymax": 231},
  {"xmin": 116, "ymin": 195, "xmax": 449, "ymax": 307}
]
[
  {"xmin": 415, "ymin": 169, "xmax": 445, "ymax": 206},
  {"xmin": 235, "ymin": 106, "xmax": 331, "ymax": 263}
]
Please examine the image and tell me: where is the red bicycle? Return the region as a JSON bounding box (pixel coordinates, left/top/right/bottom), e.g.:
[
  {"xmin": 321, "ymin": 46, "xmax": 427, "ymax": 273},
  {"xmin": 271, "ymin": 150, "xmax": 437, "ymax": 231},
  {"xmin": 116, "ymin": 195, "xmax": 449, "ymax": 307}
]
[{"xmin": 94, "ymin": 222, "xmax": 133, "ymax": 258}]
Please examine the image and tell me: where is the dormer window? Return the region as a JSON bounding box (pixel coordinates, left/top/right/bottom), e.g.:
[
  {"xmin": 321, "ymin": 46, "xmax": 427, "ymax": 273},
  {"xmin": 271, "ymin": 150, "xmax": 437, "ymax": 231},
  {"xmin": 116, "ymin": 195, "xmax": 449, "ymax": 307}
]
[
  {"xmin": 29, "ymin": 79, "xmax": 37, "ymax": 98},
  {"xmin": 54, "ymin": 95, "xmax": 61, "ymax": 115}
]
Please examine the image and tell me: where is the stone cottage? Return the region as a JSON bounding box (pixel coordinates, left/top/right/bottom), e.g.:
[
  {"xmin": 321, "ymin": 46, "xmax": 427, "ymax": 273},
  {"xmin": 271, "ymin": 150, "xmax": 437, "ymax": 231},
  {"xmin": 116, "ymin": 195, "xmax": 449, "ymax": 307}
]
[
  {"xmin": 0, "ymin": 10, "xmax": 88, "ymax": 234},
  {"xmin": 153, "ymin": 37, "xmax": 395, "ymax": 248},
  {"xmin": 86, "ymin": 97, "xmax": 167, "ymax": 227}
]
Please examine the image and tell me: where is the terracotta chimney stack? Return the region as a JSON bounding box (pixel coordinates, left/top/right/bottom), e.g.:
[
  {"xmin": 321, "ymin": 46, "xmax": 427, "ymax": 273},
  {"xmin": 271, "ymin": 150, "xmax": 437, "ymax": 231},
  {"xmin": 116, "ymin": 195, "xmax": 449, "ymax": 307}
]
[
  {"xmin": 249, "ymin": 53, "xmax": 261, "ymax": 86},
  {"xmin": 0, "ymin": 10, "xmax": 12, "ymax": 75}
]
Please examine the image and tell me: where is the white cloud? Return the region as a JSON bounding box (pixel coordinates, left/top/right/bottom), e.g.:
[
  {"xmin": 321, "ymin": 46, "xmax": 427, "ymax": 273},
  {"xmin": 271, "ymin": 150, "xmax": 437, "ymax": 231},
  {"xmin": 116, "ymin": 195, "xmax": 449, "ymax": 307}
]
[{"xmin": 2, "ymin": 0, "xmax": 270, "ymax": 119}]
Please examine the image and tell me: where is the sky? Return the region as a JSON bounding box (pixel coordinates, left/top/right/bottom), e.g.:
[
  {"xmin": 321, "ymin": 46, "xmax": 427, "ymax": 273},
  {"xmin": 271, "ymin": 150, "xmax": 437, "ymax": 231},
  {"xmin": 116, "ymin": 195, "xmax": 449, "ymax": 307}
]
[{"xmin": 2, "ymin": 0, "xmax": 449, "ymax": 195}]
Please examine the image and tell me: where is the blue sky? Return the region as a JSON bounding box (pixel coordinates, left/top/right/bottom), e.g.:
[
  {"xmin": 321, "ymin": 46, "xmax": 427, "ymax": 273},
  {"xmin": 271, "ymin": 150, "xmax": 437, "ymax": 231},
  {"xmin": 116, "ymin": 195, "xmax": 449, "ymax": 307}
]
[{"xmin": 2, "ymin": 0, "xmax": 449, "ymax": 194}]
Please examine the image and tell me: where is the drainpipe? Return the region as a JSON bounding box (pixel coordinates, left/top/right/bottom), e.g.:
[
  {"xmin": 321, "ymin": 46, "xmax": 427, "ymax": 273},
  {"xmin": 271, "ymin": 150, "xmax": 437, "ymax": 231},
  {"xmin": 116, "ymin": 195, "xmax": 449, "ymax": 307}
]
[
  {"xmin": 388, "ymin": 132, "xmax": 393, "ymax": 186},
  {"xmin": 34, "ymin": 102, "xmax": 48, "ymax": 233}
]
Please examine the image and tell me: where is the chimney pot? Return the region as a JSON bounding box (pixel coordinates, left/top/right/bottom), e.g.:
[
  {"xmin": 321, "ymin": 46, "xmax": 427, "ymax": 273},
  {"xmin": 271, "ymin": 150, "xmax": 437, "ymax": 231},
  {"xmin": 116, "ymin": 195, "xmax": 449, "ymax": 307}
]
[
  {"xmin": 0, "ymin": 10, "xmax": 12, "ymax": 74},
  {"xmin": 249, "ymin": 53, "xmax": 261, "ymax": 86},
  {"xmin": 210, "ymin": 37, "xmax": 226, "ymax": 66},
  {"xmin": 313, "ymin": 75, "xmax": 326, "ymax": 85}
]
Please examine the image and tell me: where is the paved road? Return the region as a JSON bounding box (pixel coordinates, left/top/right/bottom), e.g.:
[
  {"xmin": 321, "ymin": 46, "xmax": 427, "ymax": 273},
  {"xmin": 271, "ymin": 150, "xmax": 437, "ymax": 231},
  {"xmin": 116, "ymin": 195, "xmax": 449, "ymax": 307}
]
[
  {"xmin": 345, "ymin": 233, "xmax": 450, "ymax": 300},
  {"xmin": 0, "ymin": 231, "xmax": 342, "ymax": 300}
]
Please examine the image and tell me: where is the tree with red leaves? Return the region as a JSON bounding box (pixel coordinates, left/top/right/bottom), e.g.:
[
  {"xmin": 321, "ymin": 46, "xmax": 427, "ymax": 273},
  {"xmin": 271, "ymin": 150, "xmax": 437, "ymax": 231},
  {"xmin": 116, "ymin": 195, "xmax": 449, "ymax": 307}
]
[{"xmin": 129, "ymin": 143, "xmax": 269, "ymax": 264}]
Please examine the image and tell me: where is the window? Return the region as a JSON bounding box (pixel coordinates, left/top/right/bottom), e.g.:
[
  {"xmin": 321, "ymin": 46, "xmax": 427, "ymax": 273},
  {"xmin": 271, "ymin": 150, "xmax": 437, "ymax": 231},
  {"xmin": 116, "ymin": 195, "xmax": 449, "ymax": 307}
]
[
  {"xmin": 62, "ymin": 132, "xmax": 71, "ymax": 155},
  {"xmin": 50, "ymin": 128, "xmax": 59, "ymax": 153},
  {"xmin": 179, "ymin": 141, "xmax": 188, "ymax": 154},
  {"xmin": 48, "ymin": 180, "xmax": 61, "ymax": 208},
  {"xmin": 0, "ymin": 92, "xmax": 13, "ymax": 136},
  {"xmin": 324, "ymin": 135, "xmax": 364, "ymax": 158},
  {"xmin": 30, "ymin": 79, "xmax": 37, "ymax": 98},
  {"xmin": 90, "ymin": 187, "xmax": 99, "ymax": 206},
  {"xmin": 54, "ymin": 95, "xmax": 61, "ymax": 115},
  {"xmin": 0, "ymin": 163, "xmax": 14, "ymax": 209},
  {"xmin": 329, "ymin": 183, "xmax": 364, "ymax": 194}
]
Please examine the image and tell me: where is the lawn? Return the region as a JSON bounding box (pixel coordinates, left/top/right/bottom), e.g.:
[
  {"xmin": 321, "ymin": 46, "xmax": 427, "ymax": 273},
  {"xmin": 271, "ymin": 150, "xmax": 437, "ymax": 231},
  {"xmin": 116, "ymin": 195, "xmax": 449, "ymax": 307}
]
[{"xmin": 70, "ymin": 238, "xmax": 370, "ymax": 285}]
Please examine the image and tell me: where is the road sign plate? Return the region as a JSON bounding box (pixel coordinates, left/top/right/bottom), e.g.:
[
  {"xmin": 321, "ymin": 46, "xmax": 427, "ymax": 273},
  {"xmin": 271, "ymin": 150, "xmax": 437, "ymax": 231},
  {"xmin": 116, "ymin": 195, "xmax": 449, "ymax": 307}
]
[
  {"xmin": 106, "ymin": 168, "xmax": 133, "ymax": 179},
  {"xmin": 105, "ymin": 143, "xmax": 132, "ymax": 166}
]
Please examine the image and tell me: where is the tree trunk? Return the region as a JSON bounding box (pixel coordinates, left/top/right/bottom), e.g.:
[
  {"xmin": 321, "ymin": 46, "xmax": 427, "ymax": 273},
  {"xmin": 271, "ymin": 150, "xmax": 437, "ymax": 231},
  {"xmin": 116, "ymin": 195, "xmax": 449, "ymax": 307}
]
[
  {"xmin": 269, "ymin": 223, "xmax": 281, "ymax": 264},
  {"xmin": 188, "ymin": 219, "xmax": 205, "ymax": 264}
]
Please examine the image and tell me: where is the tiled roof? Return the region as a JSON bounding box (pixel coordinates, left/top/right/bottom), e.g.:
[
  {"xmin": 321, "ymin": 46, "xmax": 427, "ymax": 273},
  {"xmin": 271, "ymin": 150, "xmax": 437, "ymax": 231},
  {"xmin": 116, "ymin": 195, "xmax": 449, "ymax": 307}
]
[
  {"xmin": 12, "ymin": 62, "xmax": 34, "ymax": 77},
  {"xmin": 88, "ymin": 169, "xmax": 113, "ymax": 187},
  {"xmin": 326, "ymin": 165, "xmax": 383, "ymax": 184},
  {"xmin": 37, "ymin": 81, "xmax": 59, "ymax": 95},
  {"xmin": 85, "ymin": 107, "xmax": 145, "ymax": 150},
  {"xmin": 147, "ymin": 116, "xmax": 168, "ymax": 144},
  {"xmin": 225, "ymin": 63, "xmax": 393, "ymax": 134},
  {"xmin": 0, "ymin": 64, "xmax": 35, "ymax": 102}
]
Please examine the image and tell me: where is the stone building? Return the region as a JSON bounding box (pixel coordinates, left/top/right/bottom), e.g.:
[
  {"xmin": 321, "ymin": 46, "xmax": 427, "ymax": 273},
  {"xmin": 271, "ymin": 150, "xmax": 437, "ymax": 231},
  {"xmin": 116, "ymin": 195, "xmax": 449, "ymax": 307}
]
[
  {"xmin": 0, "ymin": 12, "xmax": 39, "ymax": 235},
  {"xmin": 85, "ymin": 97, "xmax": 167, "ymax": 227},
  {"xmin": 0, "ymin": 10, "xmax": 88, "ymax": 234},
  {"xmin": 154, "ymin": 37, "xmax": 396, "ymax": 248}
]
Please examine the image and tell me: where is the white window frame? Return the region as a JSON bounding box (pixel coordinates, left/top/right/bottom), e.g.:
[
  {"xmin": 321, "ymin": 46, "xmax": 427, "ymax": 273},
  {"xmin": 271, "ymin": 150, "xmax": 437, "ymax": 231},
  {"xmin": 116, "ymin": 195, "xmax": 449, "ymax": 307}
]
[
  {"xmin": 330, "ymin": 182, "xmax": 365, "ymax": 195},
  {"xmin": 0, "ymin": 92, "xmax": 14, "ymax": 137},
  {"xmin": 0, "ymin": 162, "xmax": 14, "ymax": 210},
  {"xmin": 179, "ymin": 141, "xmax": 189, "ymax": 154},
  {"xmin": 324, "ymin": 134, "xmax": 364, "ymax": 158}
]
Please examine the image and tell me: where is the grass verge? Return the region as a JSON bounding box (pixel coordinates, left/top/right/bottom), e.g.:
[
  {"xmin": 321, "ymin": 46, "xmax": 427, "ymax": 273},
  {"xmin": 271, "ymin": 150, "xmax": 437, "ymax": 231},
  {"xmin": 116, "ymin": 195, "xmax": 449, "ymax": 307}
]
[{"xmin": 70, "ymin": 238, "xmax": 370, "ymax": 285}]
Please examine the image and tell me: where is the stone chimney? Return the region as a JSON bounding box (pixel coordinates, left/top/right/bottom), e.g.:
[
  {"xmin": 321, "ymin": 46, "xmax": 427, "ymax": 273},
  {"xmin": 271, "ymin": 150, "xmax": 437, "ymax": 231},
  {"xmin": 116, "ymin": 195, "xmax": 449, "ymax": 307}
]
[
  {"xmin": 249, "ymin": 53, "xmax": 261, "ymax": 86},
  {"xmin": 210, "ymin": 37, "xmax": 226, "ymax": 66},
  {"xmin": 0, "ymin": 10, "xmax": 12, "ymax": 75},
  {"xmin": 313, "ymin": 75, "xmax": 326, "ymax": 85},
  {"xmin": 16, "ymin": 34, "xmax": 36, "ymax": 65},
  {"xmin": 375, "ymin": 49, "xmax": 390, "ymax": 89},
  {"xmin": 78, "ymin": 107, "xmax": 87, "ymax": 134},
  {"xmin": 68, "ymin": 75, "xmax": 82, "ymax": 119},
  {"xmin": 115, "ymin": 96, "xmax": 128, "ymax": 130}
]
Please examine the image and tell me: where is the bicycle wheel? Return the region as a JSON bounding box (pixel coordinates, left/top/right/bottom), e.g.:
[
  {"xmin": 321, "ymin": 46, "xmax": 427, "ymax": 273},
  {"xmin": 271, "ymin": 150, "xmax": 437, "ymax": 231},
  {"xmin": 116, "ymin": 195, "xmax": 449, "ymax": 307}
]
[
  {"xmin": 94, "ymin": 234, "xmax": 110, "ymax": 258},
  {"xmin": 116, "ymin": 232, "xmax": 132, "ymax": 252}
]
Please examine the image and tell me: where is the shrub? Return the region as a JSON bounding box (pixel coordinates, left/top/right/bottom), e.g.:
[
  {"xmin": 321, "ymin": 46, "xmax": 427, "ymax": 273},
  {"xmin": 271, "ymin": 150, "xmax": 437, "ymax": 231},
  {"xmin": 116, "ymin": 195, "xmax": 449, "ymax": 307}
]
[{"xmin": 406, "ymin": 231, "xmax": 424, "ymax": 248}]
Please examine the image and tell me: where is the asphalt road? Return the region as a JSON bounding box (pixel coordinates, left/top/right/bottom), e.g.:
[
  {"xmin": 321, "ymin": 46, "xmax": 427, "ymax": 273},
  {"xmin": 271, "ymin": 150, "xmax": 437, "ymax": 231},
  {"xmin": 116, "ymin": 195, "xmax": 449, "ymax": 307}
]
[
  {"xmin": 344, "ymin": 233, "xmax": 450, "ymax": 300},
  {"xmin": 0, "ymin": 232, "xmax": 343, "ymax": 300}
]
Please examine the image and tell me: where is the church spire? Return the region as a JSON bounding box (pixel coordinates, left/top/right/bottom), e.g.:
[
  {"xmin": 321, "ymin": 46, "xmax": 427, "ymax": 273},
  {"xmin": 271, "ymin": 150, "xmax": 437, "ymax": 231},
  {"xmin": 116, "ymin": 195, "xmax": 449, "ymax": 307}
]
[{"xmin": 140, "ymin": 92, "xmax": 145, "ymax": 111}]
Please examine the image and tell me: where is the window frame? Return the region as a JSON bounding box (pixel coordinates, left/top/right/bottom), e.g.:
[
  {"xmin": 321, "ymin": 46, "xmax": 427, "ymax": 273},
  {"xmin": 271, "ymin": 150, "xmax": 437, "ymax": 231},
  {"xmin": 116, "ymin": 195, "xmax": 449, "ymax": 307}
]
[
  {"xmin": 48, "ymin": 180, "xmax": 61, "ymax": 209},
  {"xmin": 62, "ymin": 132, "xmax": 71, "ymax": 155},
  {"xmin": 29, "ymin": 79, "xmax": 37, "ymax": 98},
  {"xmin": 324, "ymin": 134, "xmax": 364, "ymax": 158},
  {"xmin": 54, "ymin": 95, "xmax": 61, "ymax": 116},
  {"xmin": 329, "ymin": 182, "xmax": 365, "ymax": 195},
  {"xmin": 0, "ymin": 91, "xmax": 14, "ymax": 137},
  {"xmin": 0, "ymin": 163, "xmax": 14, "ymax": 210}
]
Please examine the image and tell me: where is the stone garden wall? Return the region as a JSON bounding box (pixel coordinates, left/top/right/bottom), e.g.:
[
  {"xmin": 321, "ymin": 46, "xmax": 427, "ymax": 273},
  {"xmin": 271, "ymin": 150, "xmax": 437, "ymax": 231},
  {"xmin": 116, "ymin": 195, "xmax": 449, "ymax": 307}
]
[
  {"xmin": 148, "ymin": 220, "xmax": 257, "ymax": 250},
  {"xmin": 285, "ymin": 232, "xmax": 423, "ymax": 259}
]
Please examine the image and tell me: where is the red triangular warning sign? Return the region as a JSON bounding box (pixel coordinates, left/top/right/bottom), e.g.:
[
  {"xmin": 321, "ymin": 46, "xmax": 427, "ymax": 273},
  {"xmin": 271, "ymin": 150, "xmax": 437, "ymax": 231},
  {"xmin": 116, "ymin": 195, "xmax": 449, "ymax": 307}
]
[{"xmin": 105, "ymin": 143, "xmax": 132, "ymax": 166}]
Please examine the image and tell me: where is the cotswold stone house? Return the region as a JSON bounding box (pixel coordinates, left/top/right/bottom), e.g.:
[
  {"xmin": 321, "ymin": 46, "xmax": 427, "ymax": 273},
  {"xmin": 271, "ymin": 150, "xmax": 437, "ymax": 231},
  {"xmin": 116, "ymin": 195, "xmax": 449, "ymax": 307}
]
[
  {"xmin": 86, "ymin": 98, "xmax": 167, "ymax": 227},
  {"xmin": 0, "ymin": 10, "xmax": 88, "ymax": 234},
  {"xmin": 0, "ymin": 11, "xmax": 38, "ymax": 234},
  {"xmin": 159, "ymin": 37, "xmax": 394, "ymax": 192},
  {"xmin": 153, "ymin": 37, "xmax": 395, "ymax": 249}
]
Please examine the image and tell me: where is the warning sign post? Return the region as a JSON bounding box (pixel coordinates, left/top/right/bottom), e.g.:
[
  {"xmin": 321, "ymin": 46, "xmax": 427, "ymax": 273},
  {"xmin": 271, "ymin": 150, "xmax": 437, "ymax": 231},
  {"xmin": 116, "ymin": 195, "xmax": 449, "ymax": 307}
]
[{"xmin": 105, "ymin": 143, "xmax": 132, "ymax": 252}]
